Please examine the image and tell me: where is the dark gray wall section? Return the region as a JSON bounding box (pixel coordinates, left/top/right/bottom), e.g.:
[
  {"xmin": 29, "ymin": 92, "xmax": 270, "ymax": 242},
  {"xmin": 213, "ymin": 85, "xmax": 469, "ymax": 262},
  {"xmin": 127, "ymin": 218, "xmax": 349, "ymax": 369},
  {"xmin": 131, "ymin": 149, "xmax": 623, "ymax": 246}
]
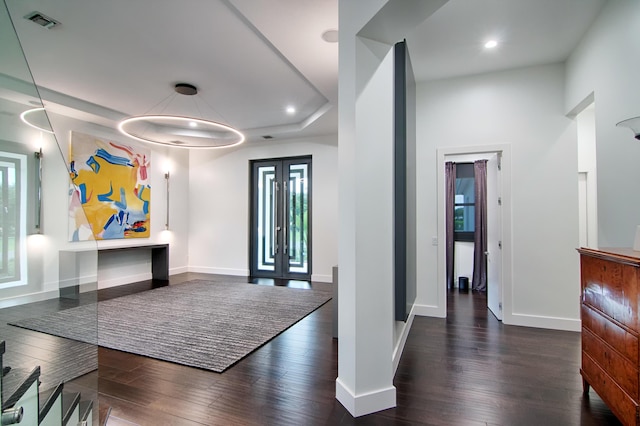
[{"xmin": 394, "ymin": 41, "xmax": 417, "ymax": 322}]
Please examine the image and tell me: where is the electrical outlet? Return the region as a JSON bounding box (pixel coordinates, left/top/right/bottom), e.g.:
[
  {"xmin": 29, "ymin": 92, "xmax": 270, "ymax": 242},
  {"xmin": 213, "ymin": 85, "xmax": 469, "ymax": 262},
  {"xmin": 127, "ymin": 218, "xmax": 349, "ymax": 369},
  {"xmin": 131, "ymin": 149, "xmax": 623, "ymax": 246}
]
[{"xmin": 431, "ymin": 236, "xmax": 438, "ymax": 246}]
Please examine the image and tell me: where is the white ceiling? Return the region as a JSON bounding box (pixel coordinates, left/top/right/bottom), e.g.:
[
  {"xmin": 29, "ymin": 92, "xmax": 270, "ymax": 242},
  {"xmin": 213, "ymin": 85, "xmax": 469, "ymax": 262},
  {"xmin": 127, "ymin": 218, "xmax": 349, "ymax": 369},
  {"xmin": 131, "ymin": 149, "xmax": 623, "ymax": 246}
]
[
  {"xmin": 1, "ymin": 0, "xmax": 607, "ymax": 146},
  {"xmin": 407, "ymin": 0, "xmax": 607, "ymax": 82}
]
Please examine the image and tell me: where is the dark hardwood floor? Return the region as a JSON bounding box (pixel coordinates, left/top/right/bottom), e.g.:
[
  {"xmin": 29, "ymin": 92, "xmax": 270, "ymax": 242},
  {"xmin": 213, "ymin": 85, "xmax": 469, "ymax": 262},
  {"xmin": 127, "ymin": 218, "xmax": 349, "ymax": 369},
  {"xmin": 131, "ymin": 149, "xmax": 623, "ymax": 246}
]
[{"xmin": 0, "ymin": 274, "xmax": 623, "ymax": 425}]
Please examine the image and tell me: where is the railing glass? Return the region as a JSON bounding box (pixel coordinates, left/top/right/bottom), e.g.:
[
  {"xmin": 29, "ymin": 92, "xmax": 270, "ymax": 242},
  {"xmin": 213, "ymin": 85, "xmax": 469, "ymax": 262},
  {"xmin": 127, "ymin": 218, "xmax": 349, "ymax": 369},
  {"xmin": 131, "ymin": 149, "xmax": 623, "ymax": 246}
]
[{"xmin": 0, "ymin": 1, "xmax": 99, "ymax": 423}]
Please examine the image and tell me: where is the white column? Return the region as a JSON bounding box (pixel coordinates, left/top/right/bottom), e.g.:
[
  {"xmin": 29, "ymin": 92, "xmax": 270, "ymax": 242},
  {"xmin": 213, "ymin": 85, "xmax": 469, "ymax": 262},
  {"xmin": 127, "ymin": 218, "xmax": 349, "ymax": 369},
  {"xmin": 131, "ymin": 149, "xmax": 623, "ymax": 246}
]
[{"xmin": 336, "ymin": 0, "xmax": 447, "ymax": 417}]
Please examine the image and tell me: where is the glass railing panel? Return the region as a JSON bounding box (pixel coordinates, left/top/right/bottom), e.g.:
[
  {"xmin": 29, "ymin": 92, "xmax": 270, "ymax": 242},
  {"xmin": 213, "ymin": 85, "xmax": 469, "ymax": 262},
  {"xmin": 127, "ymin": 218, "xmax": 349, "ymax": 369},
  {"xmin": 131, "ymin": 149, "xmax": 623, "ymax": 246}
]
[{"xmin": 0, "ymin": 1, "xmax": 98, "ymax": 421}]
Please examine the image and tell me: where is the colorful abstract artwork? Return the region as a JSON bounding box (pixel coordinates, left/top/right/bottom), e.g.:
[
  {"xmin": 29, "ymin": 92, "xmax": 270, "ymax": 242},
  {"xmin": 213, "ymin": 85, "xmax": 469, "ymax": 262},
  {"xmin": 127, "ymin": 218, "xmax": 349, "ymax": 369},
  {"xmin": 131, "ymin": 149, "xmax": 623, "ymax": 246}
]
[{"xmin": 68, "ymin": 132, "xmax": 151, "ymax": 241}]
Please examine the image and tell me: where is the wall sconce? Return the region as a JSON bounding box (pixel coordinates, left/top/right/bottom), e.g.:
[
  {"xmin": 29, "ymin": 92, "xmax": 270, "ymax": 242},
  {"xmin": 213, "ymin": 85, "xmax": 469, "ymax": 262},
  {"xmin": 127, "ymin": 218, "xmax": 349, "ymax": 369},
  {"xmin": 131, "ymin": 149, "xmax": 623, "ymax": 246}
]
[
  {"xmin": 616, "ymin": 116, "xmax": 640, "ymax": 140},
  {"xmin": 34, "ymin": 148, "xmax": 42, "ymax": 233},
  {"xmin": 165, "ymin": 171, "xmax": 170, "ymax": 230}
]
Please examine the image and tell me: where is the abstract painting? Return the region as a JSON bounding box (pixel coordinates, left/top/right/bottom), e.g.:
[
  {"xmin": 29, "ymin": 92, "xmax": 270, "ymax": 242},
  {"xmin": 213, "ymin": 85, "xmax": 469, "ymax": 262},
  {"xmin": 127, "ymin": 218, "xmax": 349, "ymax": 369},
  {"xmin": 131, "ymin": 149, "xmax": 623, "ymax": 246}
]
[{"xmin": 68, "ymin": 132, "xmax": 150, "ymax": 241}]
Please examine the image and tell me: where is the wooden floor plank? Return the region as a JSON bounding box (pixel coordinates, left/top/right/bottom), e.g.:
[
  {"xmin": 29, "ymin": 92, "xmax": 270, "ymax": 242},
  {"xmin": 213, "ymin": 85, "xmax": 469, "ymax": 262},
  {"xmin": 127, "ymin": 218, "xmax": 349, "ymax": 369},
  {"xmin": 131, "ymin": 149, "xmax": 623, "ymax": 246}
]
[{"xmin": 0, "ymin": 274, "xmax": 624, "ymax": 425}]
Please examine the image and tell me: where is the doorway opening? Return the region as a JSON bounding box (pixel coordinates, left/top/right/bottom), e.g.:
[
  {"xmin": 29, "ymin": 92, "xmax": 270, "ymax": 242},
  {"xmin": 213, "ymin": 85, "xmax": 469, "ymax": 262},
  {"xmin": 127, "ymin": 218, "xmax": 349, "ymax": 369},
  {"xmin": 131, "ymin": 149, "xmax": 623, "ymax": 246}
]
[
  {"xmin": 249, "ymin": 156, "xmax": 312, "ymax": 281},
  {"xmin": 442, "ymin": 150, "xmax": 504, "ymax": 321},
  {"xmin": 576, "ymin": 102, "xmax": 597, "ymax": 249}
]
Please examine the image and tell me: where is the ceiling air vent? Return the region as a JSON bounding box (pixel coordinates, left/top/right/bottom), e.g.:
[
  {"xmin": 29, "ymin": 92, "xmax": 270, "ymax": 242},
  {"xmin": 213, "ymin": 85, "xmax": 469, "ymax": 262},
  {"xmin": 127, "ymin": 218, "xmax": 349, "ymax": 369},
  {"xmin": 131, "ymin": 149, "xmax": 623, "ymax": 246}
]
[
  {"xmin": 262, "ymin": 135, "xmax": 273, "ymax": 140},
  {"xmin": 24, "ymin": 11, "xmax": 60, "ymax": 29}
]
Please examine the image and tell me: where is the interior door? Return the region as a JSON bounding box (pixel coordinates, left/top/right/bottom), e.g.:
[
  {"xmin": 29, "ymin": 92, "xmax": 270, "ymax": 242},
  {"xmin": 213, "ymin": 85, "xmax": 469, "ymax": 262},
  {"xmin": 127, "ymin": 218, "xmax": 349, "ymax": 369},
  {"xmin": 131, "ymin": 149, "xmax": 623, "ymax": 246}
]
[
  {"xmin": 486, "ymin": 153, "xmax": 503, "ymax": 320},
  {"xmin": 250, "ymin": 157, "xmax": 311, "ymax": 280}
]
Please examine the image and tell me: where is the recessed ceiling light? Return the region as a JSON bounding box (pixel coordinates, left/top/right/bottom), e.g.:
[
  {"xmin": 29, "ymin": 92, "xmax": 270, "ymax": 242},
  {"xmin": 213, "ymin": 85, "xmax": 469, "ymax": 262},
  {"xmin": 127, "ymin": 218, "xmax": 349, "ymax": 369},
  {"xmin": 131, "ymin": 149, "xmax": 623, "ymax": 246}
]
[
  {"xmin": 321, "ymin": 29, "xmax": 339, "ymax": 43},
  {"xmin": 286, "ymin": 106, "xmax": 296, "ymax": 115},
  {"xmin": 484, "ymin": 40, "xmax": 498, "ymax": 49}
]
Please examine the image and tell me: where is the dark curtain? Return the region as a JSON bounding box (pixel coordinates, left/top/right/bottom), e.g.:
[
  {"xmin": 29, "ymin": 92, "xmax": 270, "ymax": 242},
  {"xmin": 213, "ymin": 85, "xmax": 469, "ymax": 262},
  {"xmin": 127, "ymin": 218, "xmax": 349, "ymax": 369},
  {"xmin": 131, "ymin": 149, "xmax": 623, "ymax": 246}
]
[
  {"xmin": 472, "ymin": 160, "xmax": 488, "ymax": 291},
  {"xmin": 445, "ymin": 162, "xmax": 456, "ymax": 289}
]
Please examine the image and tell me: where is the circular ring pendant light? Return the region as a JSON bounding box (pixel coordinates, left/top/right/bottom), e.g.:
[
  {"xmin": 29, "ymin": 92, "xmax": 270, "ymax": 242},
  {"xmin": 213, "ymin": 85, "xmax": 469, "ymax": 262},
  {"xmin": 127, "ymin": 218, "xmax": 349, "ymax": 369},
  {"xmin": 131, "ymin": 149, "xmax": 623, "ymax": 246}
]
[
  {"xmin": 117, "ymin": 83, "xmax": 245, "ymax": 149},
  {"xmin": 20, "ymin": 107, "xmax": 55, "ymax": 134}
]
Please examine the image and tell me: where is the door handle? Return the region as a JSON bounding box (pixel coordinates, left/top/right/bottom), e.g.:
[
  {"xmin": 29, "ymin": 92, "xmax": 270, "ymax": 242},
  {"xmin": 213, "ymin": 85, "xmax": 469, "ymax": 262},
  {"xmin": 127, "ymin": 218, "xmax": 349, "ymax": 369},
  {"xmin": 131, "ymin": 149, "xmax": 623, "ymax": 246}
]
[
  {"xmin": 283, "ymin": 180, "xmax": 288, "ymax": 255},
  {"xmin": 273, "ymin": 181, "xmax": 279, "ymax": 256}
]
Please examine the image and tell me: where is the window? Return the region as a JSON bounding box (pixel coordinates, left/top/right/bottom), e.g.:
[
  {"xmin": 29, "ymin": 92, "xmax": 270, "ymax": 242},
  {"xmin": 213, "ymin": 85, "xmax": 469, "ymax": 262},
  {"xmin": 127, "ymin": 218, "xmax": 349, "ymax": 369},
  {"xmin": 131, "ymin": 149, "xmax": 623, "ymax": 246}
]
[
  {"xmin": 454, "ymin": 163, "xmax": 475, "ymax": 242},
  {"xmin": 0, "ymin": 149, "xmax": 28, "ymax": 288}
]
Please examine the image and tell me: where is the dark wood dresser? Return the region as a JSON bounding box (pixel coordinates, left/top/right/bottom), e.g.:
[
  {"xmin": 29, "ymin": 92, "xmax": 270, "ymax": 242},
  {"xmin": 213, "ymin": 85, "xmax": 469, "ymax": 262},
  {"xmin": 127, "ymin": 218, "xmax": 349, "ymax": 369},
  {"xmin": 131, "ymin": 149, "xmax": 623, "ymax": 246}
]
[{"xmin": 578, "ymin": 247, "xmax": 640, "ymax": 425}]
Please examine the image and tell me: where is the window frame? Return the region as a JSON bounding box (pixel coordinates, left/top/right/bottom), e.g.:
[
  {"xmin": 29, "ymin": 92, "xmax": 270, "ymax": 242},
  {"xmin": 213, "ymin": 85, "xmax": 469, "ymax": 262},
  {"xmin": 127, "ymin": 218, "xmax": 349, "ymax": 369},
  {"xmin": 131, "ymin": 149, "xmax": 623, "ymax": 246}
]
[{"xmin": 454, "ymin": 163, "xmax": 475, "ymax": 243}]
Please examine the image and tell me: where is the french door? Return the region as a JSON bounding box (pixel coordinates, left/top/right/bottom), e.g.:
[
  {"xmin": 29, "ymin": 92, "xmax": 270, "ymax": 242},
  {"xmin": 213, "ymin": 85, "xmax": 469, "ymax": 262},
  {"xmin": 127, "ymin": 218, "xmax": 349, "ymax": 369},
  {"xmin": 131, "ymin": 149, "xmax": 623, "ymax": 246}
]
[{"xmin": 250, "ymin": 157, "xmax": 311, "ymax": 280}]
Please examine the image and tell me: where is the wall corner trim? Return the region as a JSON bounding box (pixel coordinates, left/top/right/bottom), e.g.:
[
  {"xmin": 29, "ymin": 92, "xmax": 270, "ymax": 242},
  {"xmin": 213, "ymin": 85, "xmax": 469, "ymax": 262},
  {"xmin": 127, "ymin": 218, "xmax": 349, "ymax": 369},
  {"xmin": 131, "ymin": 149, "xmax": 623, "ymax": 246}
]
[
  {"xmin": 393, "ymin": 307, "xmax": 416, "ymax": 373},
  {"xmin": 335, "ymin": 378, "xmax": 396, "ymax": 418},
  {"xmin": 413, "ymin": 303, "xmax": 446, "ymax": 318},
  {"xmin": 311, "ymin": 273, "xmax": 333, "ymax": 283},
  {"xmin": 505, "ymin": 312, "xmax": 581, "ymax": 332}
]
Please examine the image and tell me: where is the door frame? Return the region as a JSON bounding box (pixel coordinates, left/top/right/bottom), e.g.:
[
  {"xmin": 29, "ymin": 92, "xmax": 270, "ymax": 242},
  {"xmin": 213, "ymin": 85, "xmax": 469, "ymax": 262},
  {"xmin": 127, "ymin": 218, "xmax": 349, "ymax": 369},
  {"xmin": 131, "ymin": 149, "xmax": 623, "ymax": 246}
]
[
  {"xmin": 249, "ymin": 155, "xmax": 312, "ymax": 280},
  {"xmin": 436, "ymin": 145, "xmax": 512, "ymax": 322}
]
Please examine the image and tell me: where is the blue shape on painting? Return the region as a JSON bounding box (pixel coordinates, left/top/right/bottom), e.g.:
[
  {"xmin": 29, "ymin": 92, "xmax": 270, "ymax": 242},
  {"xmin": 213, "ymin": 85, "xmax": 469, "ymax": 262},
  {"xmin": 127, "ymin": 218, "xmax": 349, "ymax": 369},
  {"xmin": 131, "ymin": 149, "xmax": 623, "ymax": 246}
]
[
  {"xmin": 79, "ymin": 183, "xmax": 88, "ymax": 204},
  {"xmin": 70, "ymin": 161, "xmax": 78, "ymax": 179},
  {"xmin": 94, "ymin": 148, "xmax": 132, "ymax": 167},
  {"xmin": 134, "ymin": 186, "xmax": 150, "ymax": 214},
  {"xmin": 86, "ymin": 156, "xmax": 100, "ymax": 173},
  {"xmin": 102, "ymin": 210, "xmax": 126, "ymax": 239},
  {"xmin": 97, "ymin": 183, "xmax": 114, "ymax": 202},
  {"xmin": 115, "ymin": 187, "xmax": 127, "ymax": 210}
]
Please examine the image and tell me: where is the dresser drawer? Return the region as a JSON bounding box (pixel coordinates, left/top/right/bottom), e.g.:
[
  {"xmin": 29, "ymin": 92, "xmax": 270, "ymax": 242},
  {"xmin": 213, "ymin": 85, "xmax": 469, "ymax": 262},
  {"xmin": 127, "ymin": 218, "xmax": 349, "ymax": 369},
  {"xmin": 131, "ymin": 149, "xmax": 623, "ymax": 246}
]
[
  {"xmin": 583, "ymin": 328, "xmax": 639, "ymax": 399},
  {"xmin": 581, "ymin": 254, "xmax": 639, "ymax": 329},
  {"xmin": 582, "ymin": 305, "xmax": 638, "ymax": 364},
  {"xmin": 582, "ymin": 353, "xmax": 639, "ymax": 426}
]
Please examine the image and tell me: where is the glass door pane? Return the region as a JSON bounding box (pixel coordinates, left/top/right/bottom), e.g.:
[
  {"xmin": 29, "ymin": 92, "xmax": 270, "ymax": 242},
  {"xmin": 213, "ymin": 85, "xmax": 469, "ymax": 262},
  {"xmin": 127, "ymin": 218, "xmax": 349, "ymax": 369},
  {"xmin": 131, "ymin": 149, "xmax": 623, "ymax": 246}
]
[
  {"xmin": 256, "ymin": 165, "xmax": 277, "ymax": 272},
  {"xmin": 287, "ymin": 163, "xmax": 308, "ymax": 274},
  {"xmin": 0, "ymin": 166, "xmax": 6, "ymax": 275}
]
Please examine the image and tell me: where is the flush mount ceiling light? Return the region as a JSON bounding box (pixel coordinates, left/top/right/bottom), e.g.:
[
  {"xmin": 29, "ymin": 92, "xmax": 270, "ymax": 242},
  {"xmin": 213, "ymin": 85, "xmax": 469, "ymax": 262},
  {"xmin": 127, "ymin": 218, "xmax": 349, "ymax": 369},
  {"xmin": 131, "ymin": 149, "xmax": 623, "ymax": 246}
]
[
  {"xmin": 321, "ymin": 29, "xmax": 339, "ymax": 43},
  {"xmin": 20, "ymin": 107, "xmax": 55, "ymax": 133},
  {"xmin": 616, "ymin": 116, "xmax": 640, "ymax": 140},
  {"xmin": 117, "ymin": 83, "xmax": 245, "ymax": 149}
]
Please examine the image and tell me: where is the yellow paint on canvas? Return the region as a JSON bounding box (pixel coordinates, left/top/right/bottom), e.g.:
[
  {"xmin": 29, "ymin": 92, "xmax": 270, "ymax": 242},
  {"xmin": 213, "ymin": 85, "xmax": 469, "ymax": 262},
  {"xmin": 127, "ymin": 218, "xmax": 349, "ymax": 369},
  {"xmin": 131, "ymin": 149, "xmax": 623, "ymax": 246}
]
[
  {"xmin": 69, "ymin": 132, "xmax": 151, "ymax": 241},
  {"xmin": 74, "ymin": 157, "xmax": 149, "ymax": 238}
]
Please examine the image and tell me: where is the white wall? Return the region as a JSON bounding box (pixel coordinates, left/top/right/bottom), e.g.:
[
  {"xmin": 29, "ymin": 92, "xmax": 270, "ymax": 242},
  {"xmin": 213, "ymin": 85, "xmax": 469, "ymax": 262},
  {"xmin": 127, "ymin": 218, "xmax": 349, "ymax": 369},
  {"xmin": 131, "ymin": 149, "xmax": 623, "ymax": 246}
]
[
  {"xmin": 565, "ymin": 0, "xmax": 640, "ymax": 247},
  {"xmin": 417, "ymin": 63, "xmax": 581, "ymax": 330},
  {"xmin": 187, "ymin": 135, "xmax": 338, "ymax": 283}
]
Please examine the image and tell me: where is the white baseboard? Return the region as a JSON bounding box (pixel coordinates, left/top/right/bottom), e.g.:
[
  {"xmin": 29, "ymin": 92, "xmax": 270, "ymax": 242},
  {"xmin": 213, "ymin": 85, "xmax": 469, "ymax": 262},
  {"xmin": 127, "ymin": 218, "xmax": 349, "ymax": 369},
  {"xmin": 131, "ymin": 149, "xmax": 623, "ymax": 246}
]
[
  {"xmin": 0, "ymin": 289, "xmax": 59, "ymax": 309},
  {"xmin": 393, "ymin": 306, "xmax": 415, "ymax": 374},
  {"xmin": 170, "ymin": 266, "xmax": 188, "ymax": 275},
  {"xmin": 413, "ymin": 303, "xmax": 446, "ymax": 318},
  {"xmin": 505, "ymin": 312, "xmax": 581, "ymax": 332},
  {"xmin": 311, "ymin": 274, "xmax": 332, "ymax": 283},
  {"xmin": 79, "ymin": 282, "xmax": 98, "ymax": 293},
  {"xmin": 188, "ymin": 266, "xmax": 249, "ymax": 276},
  {"xmin": 98, "ymin": 272, "xmax": 152, "ymax": 289},
  {"xmin": 335, "ymin": 378, "xmax": 396, "ymax": 417}
]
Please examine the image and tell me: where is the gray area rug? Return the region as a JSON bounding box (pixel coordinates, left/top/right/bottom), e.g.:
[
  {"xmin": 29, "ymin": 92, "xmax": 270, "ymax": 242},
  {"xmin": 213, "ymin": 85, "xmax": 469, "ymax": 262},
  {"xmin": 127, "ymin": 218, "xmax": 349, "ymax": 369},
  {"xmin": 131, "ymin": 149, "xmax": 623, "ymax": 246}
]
[{"xmin": 9, "ymin": 280, "xmax": 331, "ymax": 373}]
